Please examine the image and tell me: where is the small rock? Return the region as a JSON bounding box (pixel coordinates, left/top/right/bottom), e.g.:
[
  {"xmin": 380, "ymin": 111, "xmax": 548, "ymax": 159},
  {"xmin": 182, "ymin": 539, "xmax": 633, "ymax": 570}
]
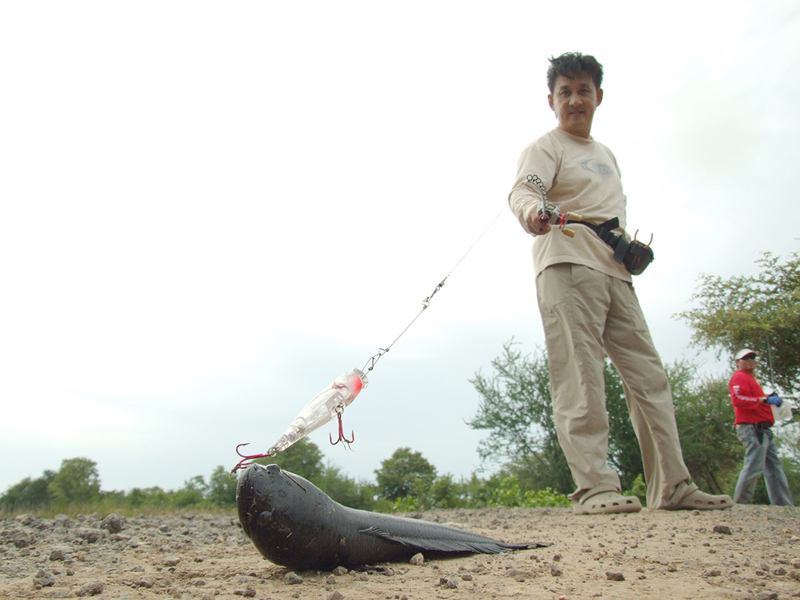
[
  {"xmin": 12, "ymin": 532, "xmax": 34, "ymax": 548},
  {"xmin": 15, "ymin": 513, "xmax": 35, "ymax": 525},
  {"xmin": 136, "ymin": 576, "xmax": 155, "ymax": 588},
  {"xmin": 439, "ymin": 576, "xmax": 458, "ymax": 589},
  {"xmin": 704, "ymin": 569, "xmax": 722, "ymax": 577},
  {"xmin": 606, "ymin": 571, "xmax": 625, "ymax": 581},
  {"xmin": 76, "ymin": 528, "xmax": 104, "ymax": 544},
  {"xmin": 332, "ymin": 566, "xmax": 348, "ymax": 576},
  {"xmin": 234, "ymin": 586, "xmax": 256, "ymax": 597},
  {"xmin": 461, "ymin": 573, "xmax": 473, "ymax": 581},
  {"xmin": 49, "ymin": 548, "xmax": 67, "ymax": 561},
  {"xmin": 100, "ymin": 513, "xmax": 126, "ymax": 534},
  {"xmin": 327, "ymin": 592, "xmax": 345, "ymax": 600},
  {"xmin": 284, "ymin": 571, "xmax": 304, "ymax": 585},
  {"xmin": 409, "ymin": 553, "xmax": 425, "ymax": 566},
  {"xmin": 54, "ymin": 514, "xmax": 73, "ymax": 527},
  {"xmin": 550, "ymin": 564, "xmax": 563, "ymax": 577},
  {"xmin": 33, "ymin": 569, "xmax": 55, "ymax": 588},
  {"xmin": 76, "ymin": 580, "xmax": 104, "ymax": 597},
  {"xmin": 713, "ymin": 525, "xmax": 732, "ymax": 535},
  {"xmin": 163, "ymin": 556, "xmax": 181, "ymax": 567}
]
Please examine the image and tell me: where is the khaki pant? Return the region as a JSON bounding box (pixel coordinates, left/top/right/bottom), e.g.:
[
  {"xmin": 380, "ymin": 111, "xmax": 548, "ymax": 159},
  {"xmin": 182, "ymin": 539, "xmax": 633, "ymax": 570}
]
[{"xmin": 536, "ymin": 264, "xmax": 690, "ymax": 509}]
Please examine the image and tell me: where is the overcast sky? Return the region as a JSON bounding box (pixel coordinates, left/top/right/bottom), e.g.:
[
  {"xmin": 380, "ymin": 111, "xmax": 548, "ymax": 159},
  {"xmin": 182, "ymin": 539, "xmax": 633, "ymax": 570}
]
[{"xmin": 2, "ymin": 1, "xmax": 799, "ymax": 495}]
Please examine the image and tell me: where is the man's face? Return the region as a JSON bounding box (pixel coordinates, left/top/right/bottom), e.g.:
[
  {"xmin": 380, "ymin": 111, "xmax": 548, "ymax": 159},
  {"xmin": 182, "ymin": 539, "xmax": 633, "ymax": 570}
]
[
  {"xmin": 548, "ymin": 73, "xmax": 603, "ymax": 138},
  {"xmin": 737, "ymin": 355, "xmax": 757, "ymax": 373}
]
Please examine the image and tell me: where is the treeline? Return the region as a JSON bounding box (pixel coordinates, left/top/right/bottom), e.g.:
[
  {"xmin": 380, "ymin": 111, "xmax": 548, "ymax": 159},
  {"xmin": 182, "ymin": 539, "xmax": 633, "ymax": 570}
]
[{"xmin": 0, "ymin": 444, "xmax": 572, "ymax": 517}]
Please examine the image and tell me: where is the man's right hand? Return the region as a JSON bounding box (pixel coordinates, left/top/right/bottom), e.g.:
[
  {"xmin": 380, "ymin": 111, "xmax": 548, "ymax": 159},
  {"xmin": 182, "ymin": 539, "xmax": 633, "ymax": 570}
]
[
  {"xmin": 526, "ymin": 212, "xmax": 552, "ymax": 235},
  {"xmin": 765, "ymin": 394, "xmax": 783, "ymax": 407}
]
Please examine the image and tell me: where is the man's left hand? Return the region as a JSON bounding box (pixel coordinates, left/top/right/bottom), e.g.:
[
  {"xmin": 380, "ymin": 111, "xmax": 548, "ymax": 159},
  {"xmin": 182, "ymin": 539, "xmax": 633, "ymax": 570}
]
[{"xmin": 765, "ymin": 394, "xmax": 783, "ymax": 407}]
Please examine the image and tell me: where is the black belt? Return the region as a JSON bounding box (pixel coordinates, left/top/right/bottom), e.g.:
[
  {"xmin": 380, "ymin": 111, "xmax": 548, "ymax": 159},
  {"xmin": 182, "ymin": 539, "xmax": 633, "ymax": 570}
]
[
  {"xmin": 752, "ymin": 421, "xmax": 772, "ymax": 443},
  {"xmin": 573, "ymin": 218, "xmax": 654, "ymax": 275}
]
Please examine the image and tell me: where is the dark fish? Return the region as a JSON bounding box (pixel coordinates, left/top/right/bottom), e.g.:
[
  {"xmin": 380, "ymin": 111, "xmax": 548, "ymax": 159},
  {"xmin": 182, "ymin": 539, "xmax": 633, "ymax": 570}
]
[{"xmin": 237, "ymin": 463, "xmax": 547, "ymax": 571}]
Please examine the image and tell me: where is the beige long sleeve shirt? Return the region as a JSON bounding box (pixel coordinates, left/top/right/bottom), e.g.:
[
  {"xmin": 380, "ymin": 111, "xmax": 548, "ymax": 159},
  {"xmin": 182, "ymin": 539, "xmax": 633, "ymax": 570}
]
[{"xmin": 508, "ymin": 127, "xmax": 631, "ymax": 282}]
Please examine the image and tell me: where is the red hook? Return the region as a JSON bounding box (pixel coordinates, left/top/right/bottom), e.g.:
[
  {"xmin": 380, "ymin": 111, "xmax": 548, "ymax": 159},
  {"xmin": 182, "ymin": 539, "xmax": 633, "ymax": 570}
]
[
  {"xmin": 230, "ymin": 443, "xmax": 275, "ymax": 474},
  {"xmin": 330, "ymin": 408, "xmax": 355, "ymax": 446}
]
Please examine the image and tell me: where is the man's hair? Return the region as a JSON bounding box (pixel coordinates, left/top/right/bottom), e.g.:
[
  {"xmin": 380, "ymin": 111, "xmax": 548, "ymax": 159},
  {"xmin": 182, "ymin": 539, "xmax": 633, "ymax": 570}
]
[{"xmin": 547, "ymin": 52, "xmax": 603, "ymax": 93}]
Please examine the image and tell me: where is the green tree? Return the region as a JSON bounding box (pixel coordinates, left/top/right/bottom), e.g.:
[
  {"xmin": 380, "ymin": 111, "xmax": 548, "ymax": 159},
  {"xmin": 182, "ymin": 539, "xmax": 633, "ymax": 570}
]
[
  {"xmin": 316, "ymin": 464, "xmax": 376, "ymax": 511},
  {"xmin": 124, "ymin": 488, "xmax": 147, "ymax": 508},
  {"xmin": 0, "ymin": 470, "xmax": 55, "ymax": 511},
  {"xmin": 207, "ymin": 466, "xmax": 238, "ymax": 506},
  {"xmin": 468, "ymin": 341, "xmax": 756, "ymax": 501},
  {"xmin": 426, "ymin": 474, "xmax": 464, "ymax": 509},
  {"xmin": 261, "ymin": 438, "xmax": 325, "ymax": 481},
  {"xmin": 677, "ymin": 251, "xmax": 800, "ymax": 393},
  {"xmin": 668, "ymin": 363, "xmax": 741, "ymax": 494},
  {"xmin": 48, "ymin": 458, "xmax": 101, "ymax": 505},
  {"xmin": 467, "ymin": 342, "xmax": 572, "ymax": 494},
  {"xmin": 172, "ymin": 475, "xmax": 207, "ymax": 507},
  {"xmin": 132, "ymin": 486, "xmax": 170, "ymax": 508},
  {"xmin": 375, "ymin": 447, "xmax": 437, "ymax": 501},
  {"xmin": 488, "ymin": 475, "xmax": 571, "ymax": 508},
  {"xmin": 468, "ymin": 343, "xmax": 642, "ymax": 493}
]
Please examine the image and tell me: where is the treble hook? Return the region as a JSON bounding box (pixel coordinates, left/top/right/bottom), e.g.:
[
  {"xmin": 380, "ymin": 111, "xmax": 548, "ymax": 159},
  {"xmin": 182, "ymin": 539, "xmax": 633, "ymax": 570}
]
[
  {"xmin": 230, "ymin": 443, "xmax": 275, "ymax": 474},
  {"xmin": 330, "ymin": 408, "xmax": 355, "ymax": 446}
]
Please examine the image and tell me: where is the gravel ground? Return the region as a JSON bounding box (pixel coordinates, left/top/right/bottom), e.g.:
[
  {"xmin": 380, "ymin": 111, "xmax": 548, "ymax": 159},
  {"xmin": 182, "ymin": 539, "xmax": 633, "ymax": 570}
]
[{"xmin": 1, "ymin": 504, "xmax": 799, "ymax": 600}]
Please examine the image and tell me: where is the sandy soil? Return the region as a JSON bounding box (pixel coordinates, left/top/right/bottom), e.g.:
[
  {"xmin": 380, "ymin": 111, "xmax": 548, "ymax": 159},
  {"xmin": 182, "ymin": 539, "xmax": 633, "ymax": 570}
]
[{"xmin": 2, "ymin": 505, "xmax": 799, "ymax": 600}]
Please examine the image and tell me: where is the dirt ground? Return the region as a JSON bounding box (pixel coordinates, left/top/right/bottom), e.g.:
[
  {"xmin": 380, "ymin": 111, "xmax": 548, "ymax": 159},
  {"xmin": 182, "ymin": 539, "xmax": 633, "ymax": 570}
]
[{"xmin": 2, "ymin": 504, "xmax": 799, "ymax": 600}]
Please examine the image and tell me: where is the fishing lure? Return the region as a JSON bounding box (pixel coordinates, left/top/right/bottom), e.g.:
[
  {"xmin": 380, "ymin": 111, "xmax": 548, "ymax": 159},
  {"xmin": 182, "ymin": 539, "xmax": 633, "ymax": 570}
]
[{"xmin": 233, "ymin": 368, "xmax": 367, "ymax": 472}]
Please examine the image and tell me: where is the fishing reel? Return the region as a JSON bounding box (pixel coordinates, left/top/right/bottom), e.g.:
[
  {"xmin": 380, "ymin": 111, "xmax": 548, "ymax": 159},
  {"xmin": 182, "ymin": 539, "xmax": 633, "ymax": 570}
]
[{"xmin": 538, "ymin": 201, "xmax": 582, "ymax": 237}]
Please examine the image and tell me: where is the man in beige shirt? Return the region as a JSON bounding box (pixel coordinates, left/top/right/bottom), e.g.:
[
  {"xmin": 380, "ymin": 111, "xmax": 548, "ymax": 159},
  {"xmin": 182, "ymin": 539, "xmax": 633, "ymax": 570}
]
[{"xmin": 508, "ymin": 52, "xmax": 732, "ymax": 513}]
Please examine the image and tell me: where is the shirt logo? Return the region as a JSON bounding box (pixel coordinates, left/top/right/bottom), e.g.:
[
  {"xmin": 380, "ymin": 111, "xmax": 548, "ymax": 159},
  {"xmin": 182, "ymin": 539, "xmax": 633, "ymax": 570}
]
[{"xmin": 581, "ymin": 159, "xmax": 614, "ymax": 175}]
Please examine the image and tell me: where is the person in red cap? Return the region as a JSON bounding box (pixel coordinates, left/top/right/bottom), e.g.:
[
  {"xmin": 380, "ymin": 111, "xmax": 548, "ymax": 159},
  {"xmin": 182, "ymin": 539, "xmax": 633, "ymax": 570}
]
[{"xmin": 729, "ymin": 349, "xmax": 794, "ymax": 505}]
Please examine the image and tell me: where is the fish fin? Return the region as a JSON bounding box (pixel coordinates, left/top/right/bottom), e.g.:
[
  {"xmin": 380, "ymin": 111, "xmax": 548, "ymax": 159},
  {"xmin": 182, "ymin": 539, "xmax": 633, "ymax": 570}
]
[{"xmin": 359, "ymin": 526, "xmax": 544, "ymax": 554}]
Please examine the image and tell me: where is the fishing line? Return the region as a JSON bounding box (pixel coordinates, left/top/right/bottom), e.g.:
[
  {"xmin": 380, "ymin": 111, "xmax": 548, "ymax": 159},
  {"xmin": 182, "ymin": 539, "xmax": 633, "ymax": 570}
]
[
  {"xmin": 361, "ymin": 206, "xmax": 507, "ymax": 374},
  {"xmin": 232, "ymin": 205, "xmax": 508, "ymax": 471}
]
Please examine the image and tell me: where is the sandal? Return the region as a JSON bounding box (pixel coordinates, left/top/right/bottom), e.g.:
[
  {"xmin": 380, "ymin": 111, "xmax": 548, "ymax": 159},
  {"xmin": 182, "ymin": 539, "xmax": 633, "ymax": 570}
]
[
  {"xmin": 573, "ymin": 485, "xmax": 642, "ymax": 515},
  {"xmin": 668, "ymin": 482, "xmax": 733, "ymax": 511}
]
